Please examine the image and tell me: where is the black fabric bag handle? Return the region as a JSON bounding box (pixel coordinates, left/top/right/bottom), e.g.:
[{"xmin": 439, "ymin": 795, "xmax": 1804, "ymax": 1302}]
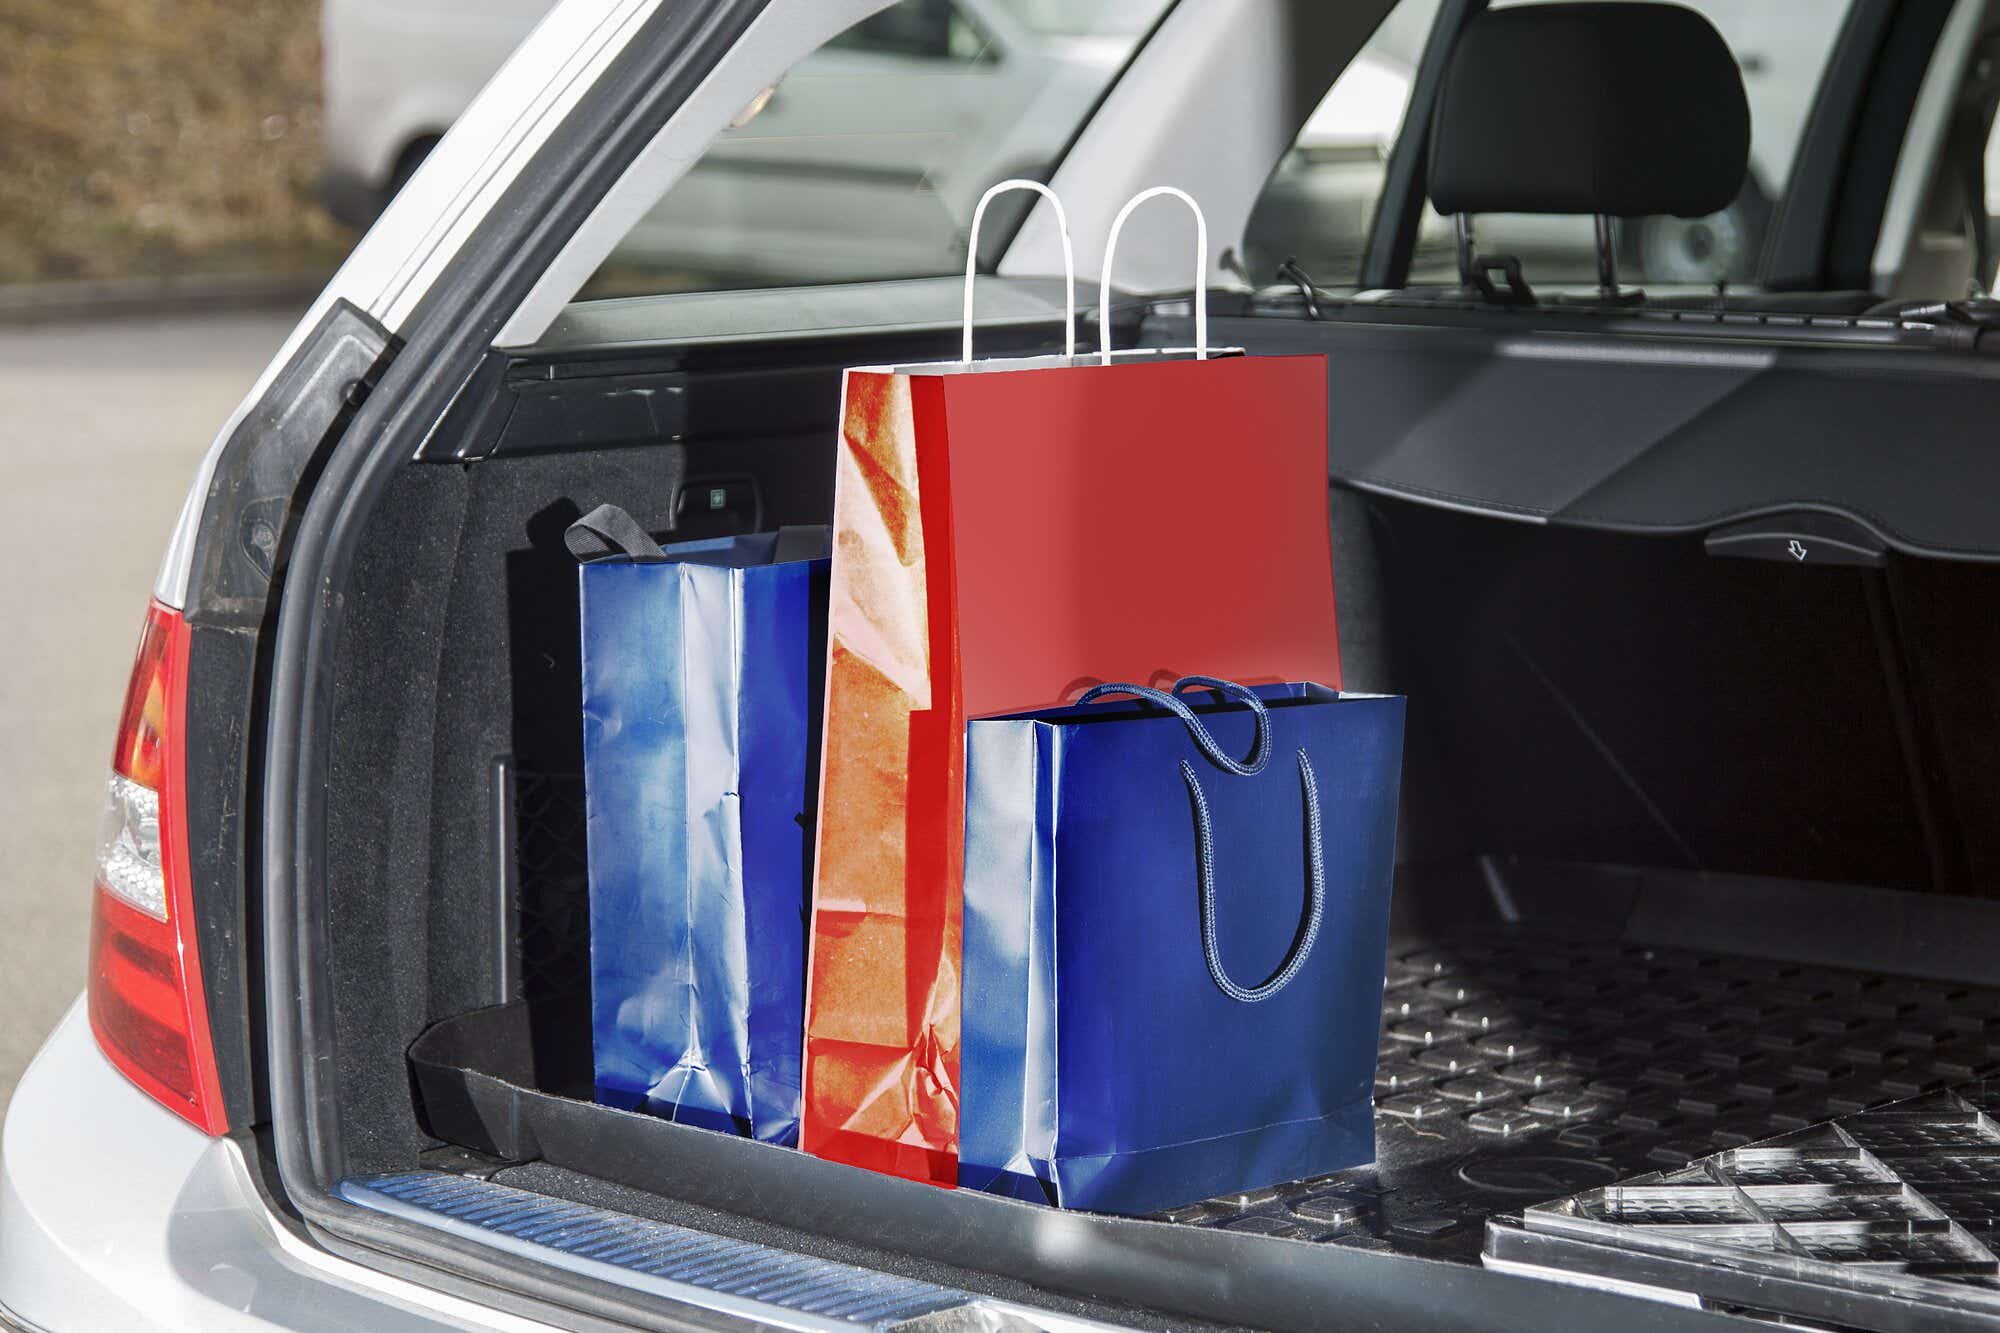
[
  {"xmin": 566, "ymin": 504, "xmax": 668, "ymax": 563},
  {"xmin": 568, "ymin": 509, "xmax": 832, "ymax": 567}
]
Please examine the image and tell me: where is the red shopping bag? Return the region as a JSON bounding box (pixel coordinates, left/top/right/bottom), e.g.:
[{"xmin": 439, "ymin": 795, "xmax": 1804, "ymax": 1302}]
[{"xmin": 802, "ymin": 184, "xmax": 1340, "ymax": 1185}]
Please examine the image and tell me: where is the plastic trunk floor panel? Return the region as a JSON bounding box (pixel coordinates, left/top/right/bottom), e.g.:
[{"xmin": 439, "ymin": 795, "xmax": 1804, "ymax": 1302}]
[
  {"xmin": 1168, "ymin": 934, "xmax": 2000, "ymax": 1262},
  {"xmin": 494, "ymin": 793, "xmax": 2000, "ymax": 1270},
  {"xmin": 1483, "ymin": 1092, "xmax": 2000, "ymax": 1330}
]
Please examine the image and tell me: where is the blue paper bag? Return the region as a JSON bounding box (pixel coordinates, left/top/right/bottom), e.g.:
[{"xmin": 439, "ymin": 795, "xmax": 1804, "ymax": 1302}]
[
  {"xmin": 961, "ymin": 677, "xmax": 1403, "ymax": 1215},
  {"xmin": 575, "ymin": 508, "xmax": 829, "ymax": 1146}
]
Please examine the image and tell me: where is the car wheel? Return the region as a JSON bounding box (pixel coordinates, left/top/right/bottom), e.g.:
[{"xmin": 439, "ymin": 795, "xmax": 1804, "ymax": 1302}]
[{"xmin": 385, "ymin": 136, "xmax": 442, "ymax": 210}]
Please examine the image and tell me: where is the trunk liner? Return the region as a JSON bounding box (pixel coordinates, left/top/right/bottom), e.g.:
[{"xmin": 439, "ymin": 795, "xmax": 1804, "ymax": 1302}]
[
  {"xmin": 405, "ymin": 915, "xmax": 2000, "ymax": 1315},
  {"xmin": 1273, "ymin": 931, "xmax": 2000, "ymax": 1258}
]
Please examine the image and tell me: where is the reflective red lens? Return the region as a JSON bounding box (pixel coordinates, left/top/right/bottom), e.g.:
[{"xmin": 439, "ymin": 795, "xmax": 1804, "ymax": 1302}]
[
  {"xmin": 86, "ymin": 601, "xmax": 227, "ymax": 1135},
  {"xmin": 88, "ymin": 891, "xmax": 204, "ymax": 1116}
]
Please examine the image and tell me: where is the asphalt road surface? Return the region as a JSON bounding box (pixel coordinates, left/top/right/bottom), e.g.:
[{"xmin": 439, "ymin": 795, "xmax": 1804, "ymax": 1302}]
[{"xmin": 0, "ymin": 307, "xmax": 297, "ymax": 1115}]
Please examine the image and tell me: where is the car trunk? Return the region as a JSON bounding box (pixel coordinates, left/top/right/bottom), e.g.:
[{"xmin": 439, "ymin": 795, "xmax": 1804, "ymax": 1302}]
[{"xmin": 309, "ymin": 281, "xmax": 2000, "ymax": 1330}]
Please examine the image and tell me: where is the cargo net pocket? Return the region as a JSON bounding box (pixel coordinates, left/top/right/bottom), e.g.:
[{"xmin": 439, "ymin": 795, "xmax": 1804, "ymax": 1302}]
[{"xmin": 515, "ymin": 771, "xmax": 591, "ymax": 1001}]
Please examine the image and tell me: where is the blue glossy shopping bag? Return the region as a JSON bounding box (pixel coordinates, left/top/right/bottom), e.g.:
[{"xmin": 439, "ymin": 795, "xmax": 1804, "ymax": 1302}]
[
  {"xmin": 574, "ymin": 507, "xmax": 829, "ymax": 1146},
  {"xmin": 961, "ymin": 678, "xmax": 1403, "ymax": 1215}
]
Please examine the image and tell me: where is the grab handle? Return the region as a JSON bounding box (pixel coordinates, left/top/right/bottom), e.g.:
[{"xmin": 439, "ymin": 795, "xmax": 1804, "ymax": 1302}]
[
  {"xmin": 1098, "ymin": 186, "xmax": 1209, "ymax": 366},
  {"xmin": 964, "ymin": 179, "xmax": 1075, "ymax": 363}
]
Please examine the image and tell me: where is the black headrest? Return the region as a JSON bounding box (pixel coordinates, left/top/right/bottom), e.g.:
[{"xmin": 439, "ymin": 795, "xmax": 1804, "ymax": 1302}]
[{"xmin": 1428, "ymin": 3, "xmax": 1749, "ymax": 218}]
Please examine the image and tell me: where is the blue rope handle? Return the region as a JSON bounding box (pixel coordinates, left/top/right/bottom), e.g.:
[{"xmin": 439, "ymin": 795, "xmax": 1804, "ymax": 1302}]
[
  {"xmin": 1075, "ymin": 676, "xmax": 1272, "ymax": 775},
  {"xmin": 1075, "ymin": 677, "xmax": 1326, "ymax": 1003}
]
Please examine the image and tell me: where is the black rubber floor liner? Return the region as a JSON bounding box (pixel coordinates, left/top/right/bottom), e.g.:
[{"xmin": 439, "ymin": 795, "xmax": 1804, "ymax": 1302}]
[
  {"xmin": 405, "ymin": 984, "xmax": 1719, "ymax": 1333},
  {"xmin": 1146, "ymin": 931, "xmax": 2000, "ymax": 1261},
  {"xmin": 1485, "ymin": 1088, "xmax": 2000, "ymax": 1331},
  {"xmin": 414, "ymin": 925, "xmax": 2000, "ymax": 1269}
]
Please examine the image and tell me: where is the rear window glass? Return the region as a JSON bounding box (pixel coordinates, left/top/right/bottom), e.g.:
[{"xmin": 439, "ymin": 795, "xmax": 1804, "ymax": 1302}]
[
  {"xmin": 1240, "ymin": 0, "xmax": 1443, "ymax": 287},
  {"xmin": 1243, "ymin": 0, "xmax": 1857, "ymax": 292},
  {"xmin": 1428, "ymin": 0, "xmax": 1856, "ymax": 290},
  {"xmin": 581, "ymin": 0, "xmax": 1173, "ymax": 300}
]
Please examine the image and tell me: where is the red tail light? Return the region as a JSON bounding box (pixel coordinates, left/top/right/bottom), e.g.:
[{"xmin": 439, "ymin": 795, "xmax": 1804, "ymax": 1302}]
[{"xmin": 86, "ymin": 600, "xmax": 227, "ymax": 1134}]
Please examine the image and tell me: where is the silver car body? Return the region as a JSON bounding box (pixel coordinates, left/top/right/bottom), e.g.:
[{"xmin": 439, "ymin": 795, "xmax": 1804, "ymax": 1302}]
[{"xmin": 2, "ymin": 1003, "xmax": 562, "ymax": 1331}]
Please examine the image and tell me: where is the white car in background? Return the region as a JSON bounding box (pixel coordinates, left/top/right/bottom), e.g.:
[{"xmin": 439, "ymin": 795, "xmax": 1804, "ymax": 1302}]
[{"xmin": 322, "ymin": 0, "xmax": 1173, "ymax": 289}]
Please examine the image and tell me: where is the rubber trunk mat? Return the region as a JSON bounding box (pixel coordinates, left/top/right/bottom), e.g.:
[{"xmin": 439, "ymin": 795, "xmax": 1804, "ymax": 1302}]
[
  {"xmin": 1484, "ymin": 1090, "xmax": 2000, "ymax": 1330},
  {"xmin": 437, "ymin": 911, "xmax": 2000, "ymax": 1266},
  {"xmin": 517, "ymin": 776, "xmax": 1982, "ymax": 1261},
  {"xmin": 1168, "ymin": 933, "xmax": 2000, "ymax": 1261}
]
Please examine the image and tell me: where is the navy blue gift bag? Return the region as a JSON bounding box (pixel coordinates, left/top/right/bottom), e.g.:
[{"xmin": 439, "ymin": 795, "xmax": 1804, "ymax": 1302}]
[
  {"xmin": 573, "ymin": 505, "xmax": 829, "ymax": 1146},
  {"xmin": 960, "ymin": 677, "xmax": 1403, "ymax": 1214}
]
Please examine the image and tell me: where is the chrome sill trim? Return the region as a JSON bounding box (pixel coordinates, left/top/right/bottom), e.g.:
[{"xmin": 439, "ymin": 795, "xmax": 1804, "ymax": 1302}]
[{"xmin": 338, "ymin": 1171, "xmax": 971, "ymax": 1331}]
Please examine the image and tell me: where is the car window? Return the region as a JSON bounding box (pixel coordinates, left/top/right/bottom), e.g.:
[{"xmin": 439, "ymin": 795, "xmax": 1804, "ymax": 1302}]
[
  {"xmin": 1413, "ymin": 0, "xmax": 1858, "ymax": 291},
  {"xmin": 1875, "ymin": 19, "xmax": 2000, "ymax": 302},
  {"xmin": 992, "ymin": 0, "xmax": 1172, "ymax": 38},
  {"xmin": 579, "ymin": 0, "xmax": 1174, "ymax": 301},
  {"xmin": 1979, "ymin": 86, "xmax": 2000, "ymax": 292},
  {"xmin": 1239, "ymin": 0, "xmax": 1443, "ymax": 289},
  {"xmin": 1244, "ymin": 0, "xmax": 1857, "ymax": 292},
  {"xmin": 825, "ymin": 0, "xmax": 995, "ymax": 63}
]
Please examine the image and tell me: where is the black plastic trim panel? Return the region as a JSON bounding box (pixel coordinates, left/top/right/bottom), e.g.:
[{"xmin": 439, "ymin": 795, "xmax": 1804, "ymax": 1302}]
[
  {"xmin": 1358, "ymin": 0, "xmax": 1483, "ymax": 289},
  {"xmin": 185, "ymin": 625, "xmax": 264, "ymax": 1130},
  {"xmin": 1764, "ymin": 0, "xmax": 1897, "ymax": 291},
  {"xmin": 186, "ymin": 301, "xmax": 394, "ymax": 624},
  {"xmin": 1824, "ymin": 0, "xmax": 1957, "ymax": 290},
  {"xmin": 1183, "ymin": 310, "xmax": 2000, "ymax": 563},
  {"xmin": 426, "ymin": 312, "xmax": 1096, "ymax": 462},
  {"xmin": 182, "ymin": 298, "xmax": 394, "ymax": 1131}
]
